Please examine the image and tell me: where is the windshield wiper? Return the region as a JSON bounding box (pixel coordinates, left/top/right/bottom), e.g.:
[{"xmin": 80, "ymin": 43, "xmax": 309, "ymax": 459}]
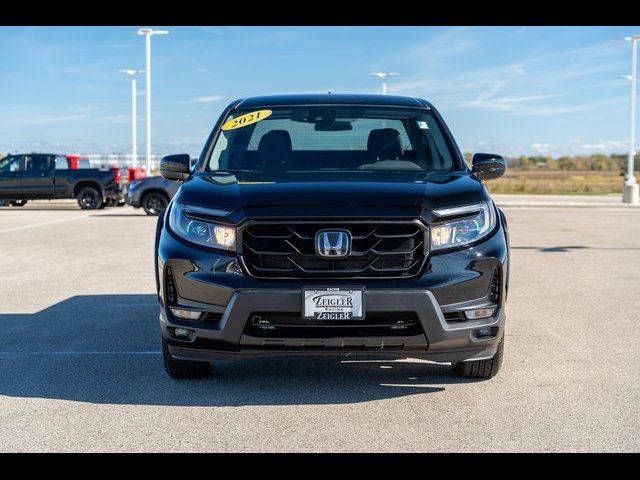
[{"xmin": 220, "ymin": 169, "xmax": 263, "ymax": 174}]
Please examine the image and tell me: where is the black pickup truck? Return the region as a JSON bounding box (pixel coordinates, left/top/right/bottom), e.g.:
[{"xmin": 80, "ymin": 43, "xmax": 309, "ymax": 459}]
[
  {"xmin": 0, "ymin": 153, "xmax": 123, "ymax": 209},
  {"xmin": 155, "ymin": 94, "xmax": 509, "ymax": 380}
]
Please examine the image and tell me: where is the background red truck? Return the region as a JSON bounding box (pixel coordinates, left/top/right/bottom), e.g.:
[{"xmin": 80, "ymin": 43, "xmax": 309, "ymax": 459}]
[{"xmin": 65, "ymin": 155, "xmax": 147, "ymax": 192}]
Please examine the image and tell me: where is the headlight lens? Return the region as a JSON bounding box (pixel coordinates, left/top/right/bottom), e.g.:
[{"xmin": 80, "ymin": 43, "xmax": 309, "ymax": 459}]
[
  {"xmin": 430, "ymin": 202, "xmax": 496, "ymax": 251},
  {"xmin": 169, "ymin": 203, "xmax": 236, "ymax": 251}
]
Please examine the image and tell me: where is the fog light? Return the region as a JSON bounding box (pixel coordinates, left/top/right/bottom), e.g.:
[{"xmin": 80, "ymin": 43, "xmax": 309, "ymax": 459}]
[
  {"xmin": 173, "ymin": 327, "xmax": 191, "ymax": 338},
  {"xmin": 464, "ymin": 307, "xmax": 496, "ymax": 320},
  {"xmin": 252, "ymin": 315, "xmax": 276, "ymax": 330},
  {"xmin": 170, "ymin": 308, "xmax": 202, "ymax": 320},
  {"xmin": 474, "ymin": 326, "xmax": 496, "ymax": 338},
  {"xmin": 225, "ymin": 260, "xmax": 243, "ymax": 274}
]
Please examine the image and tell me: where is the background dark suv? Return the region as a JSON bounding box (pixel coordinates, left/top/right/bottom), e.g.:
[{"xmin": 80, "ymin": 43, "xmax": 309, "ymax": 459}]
[{"xmin": 126, "ymin": 175, "xmax": 181, "ymax": 215}]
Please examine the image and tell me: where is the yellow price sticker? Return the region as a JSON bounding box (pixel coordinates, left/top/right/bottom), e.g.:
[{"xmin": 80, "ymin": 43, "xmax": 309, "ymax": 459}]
[{"xmin": 221, "ymin": 110, "xmax": 272, "ymax": 131}]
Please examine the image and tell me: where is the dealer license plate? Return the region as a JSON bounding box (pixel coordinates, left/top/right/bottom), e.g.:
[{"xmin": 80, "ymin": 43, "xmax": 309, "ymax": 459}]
[{"xmin": 303, "ymin": 288, "xmax": 364, "ymax": 320}]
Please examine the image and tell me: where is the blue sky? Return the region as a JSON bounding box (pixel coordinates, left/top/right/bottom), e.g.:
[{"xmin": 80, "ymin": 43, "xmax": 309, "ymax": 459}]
[{"xmin": 0, "ymin": 26, "xmax": 638, "ymax": 157}]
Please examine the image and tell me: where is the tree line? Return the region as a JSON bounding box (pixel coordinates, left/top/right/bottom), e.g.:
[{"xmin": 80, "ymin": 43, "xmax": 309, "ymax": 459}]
[{"xmin": 464, "ymin": 152, "xmax": 640, "ymax": 172}]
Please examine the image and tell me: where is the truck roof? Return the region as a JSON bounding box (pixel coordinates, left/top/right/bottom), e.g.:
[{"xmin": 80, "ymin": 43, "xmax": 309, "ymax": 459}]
[
  {"xmin": 7, "ymin": 153, "xmax": 60, "ymax": 156},
  {"xmin": 234, "ymin": 93, "xmax": 431, "ymax": 109}
]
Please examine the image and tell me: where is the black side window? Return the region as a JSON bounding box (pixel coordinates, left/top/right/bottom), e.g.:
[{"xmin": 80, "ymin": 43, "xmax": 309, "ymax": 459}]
[
  {"xmin": 25, "ymin": 155, "xmax": 50, "ymax": 171},
  {"xmin": 0, "ymin": 156, "xmax": 23, "ymax": 173}
]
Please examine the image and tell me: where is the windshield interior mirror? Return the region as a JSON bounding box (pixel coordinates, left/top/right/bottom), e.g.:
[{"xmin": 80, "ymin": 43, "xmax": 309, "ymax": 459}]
[
  {"xmin": 314, "ymin": 120, "xmax": 352, "ymax": 131},
  {"xmin": 161, "ymin": 154, "xmax": 191, "ymax": 181},
  {"xmin": 472, "ymin": 153, "xmax": 506, "ymax": 180}
]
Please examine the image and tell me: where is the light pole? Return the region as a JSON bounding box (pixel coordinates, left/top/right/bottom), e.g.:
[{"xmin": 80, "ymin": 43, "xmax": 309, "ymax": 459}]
[
  {"xmin": 370, "ymin": 72, "xmax": 399, "ymax": 95},
  {"xmin": 137, "ymin": 28, "xmax": 169, "ymax": 176},
  {"xmin": 623, "ymin": 35, "xmax": 640, "ymax": 204},
  {"xmin": 119, "ymin": 69, "xmax": 144, "ymax": 169}
]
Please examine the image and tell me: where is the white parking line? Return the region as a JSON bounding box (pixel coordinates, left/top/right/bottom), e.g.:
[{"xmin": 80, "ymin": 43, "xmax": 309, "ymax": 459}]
[
  {"xmin": 0, "ymin": 214, "xmax": 91, "ymax": 234},
  {"xmin": 0, "ymin": 208, "xmax": 138, "ymax": 235}
]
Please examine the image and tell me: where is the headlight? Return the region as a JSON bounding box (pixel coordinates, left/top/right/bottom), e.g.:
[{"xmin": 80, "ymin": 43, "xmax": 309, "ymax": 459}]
[
  {"xmin": 169, "ymin": 203, "xmax": 236, "ymax": 251},
  {"xmin": 430, "ymin": 202, "xmax": 496, "ymax": 251}
]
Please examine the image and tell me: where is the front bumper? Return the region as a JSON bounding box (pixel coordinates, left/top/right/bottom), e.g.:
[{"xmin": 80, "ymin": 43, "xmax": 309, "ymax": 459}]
[
  {"xmin": 125, "ymin": 188, "xmax": 141, "ymax": 208},
  {"xmin": 162, "ymin": 289, "xmax": 505, "ymax": 363},
  {"xmin": 157, "ymin": 212, "xmax": 509, "ymax": 363}
]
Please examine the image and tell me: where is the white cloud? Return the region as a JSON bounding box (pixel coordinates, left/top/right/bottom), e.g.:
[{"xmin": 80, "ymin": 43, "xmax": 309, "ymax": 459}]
[
  {"xmin": 101, "ymin": 114, "xmax": 130, "ymax": 123},
  {"xmin": 459, "ymin": 138, "xmax": 632, "ymax": 158},
  {"xmin": 383, "ymin": 30, "xmax": 631, "ymax": 123},
  {"xmin": 0, "ymin": 107, "xmax": 96, "ymax": 127},
  {"xmin": 191, "ymin": 95, "xmax": 223, "ymax": 103},
  {"xmin": 406, "ymin": 27, "xmax": 475, "ymax": 61},
  {"xmin": 531, "ymin": 143, "xmax": 555, "ymax": 154},
  {"xmin": 580, "ymin": 140, "xmax": 628, "ymax": 151}
]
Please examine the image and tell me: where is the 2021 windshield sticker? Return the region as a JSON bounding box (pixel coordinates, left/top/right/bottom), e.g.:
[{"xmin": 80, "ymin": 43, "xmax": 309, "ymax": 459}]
[{"xmin": 221, "ymin": 110, "xmax": 272, "ymax": 131}]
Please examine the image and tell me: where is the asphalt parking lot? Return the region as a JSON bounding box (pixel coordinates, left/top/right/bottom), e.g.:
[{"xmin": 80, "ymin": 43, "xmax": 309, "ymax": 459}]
[{"xmin": 0, "ymin": 201, "xmax": 639, "ymax": 452}]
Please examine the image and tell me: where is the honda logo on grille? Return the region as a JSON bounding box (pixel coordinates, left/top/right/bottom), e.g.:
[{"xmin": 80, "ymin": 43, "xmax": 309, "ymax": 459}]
[{"xmin": 315, "ymin": 230, "xmax": 352, "ymax": 258}]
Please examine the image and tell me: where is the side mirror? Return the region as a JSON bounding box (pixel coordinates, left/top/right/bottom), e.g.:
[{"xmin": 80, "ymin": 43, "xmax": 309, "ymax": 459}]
[
  {"xmin": 472, "ymin": 153, "xmax": 506, "ymax": 180},
  {"xmin": 160, "ymin": 154, "xmax": 191, "ymax": 181}
]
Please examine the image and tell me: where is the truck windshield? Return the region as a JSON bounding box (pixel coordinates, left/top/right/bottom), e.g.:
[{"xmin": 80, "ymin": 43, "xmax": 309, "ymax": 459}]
[{"xmin": 206, "ymin": 107, "xmax": 459, "ymax": 176}]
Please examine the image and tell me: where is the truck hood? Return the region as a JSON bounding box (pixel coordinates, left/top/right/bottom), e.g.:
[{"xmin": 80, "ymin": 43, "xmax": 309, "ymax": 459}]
[{"xmin": 177, "ymin": 171, "xmax": 485, "ymax": 212}]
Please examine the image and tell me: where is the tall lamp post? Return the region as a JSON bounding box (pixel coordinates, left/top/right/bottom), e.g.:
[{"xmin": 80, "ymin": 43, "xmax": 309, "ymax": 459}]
[
  {"xmin": 623, "ymin": 35, "xmax": 640, "ymax": 205},
  {"xmin": 137, "ymin": 28, "xmax": 169, "ymax": 176},
  {"xmin": 370, "ymin": 72, "xmax": 400, "ymax": 95},
  {"xmin": 119, "ymin": 69, "xmax": 144, "ymax": 169}
]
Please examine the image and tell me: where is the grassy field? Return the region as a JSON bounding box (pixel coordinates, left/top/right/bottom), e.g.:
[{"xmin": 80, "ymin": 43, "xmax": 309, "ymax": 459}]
[{"xmin": 485, "ymin": 170, "xmax": 624, "ymax": 195}]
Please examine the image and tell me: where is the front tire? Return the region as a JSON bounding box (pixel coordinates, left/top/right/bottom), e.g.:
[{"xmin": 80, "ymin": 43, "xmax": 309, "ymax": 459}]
[
  {"xmin": 452, "ymin": 337, "xmax": 504, "ymax": 379},
  {"xmin": 162, "ymin": 339, "xmax": 212, "ymax": 379},
  {"xmin": 142, "ymin": 192, "xmax": 169, "ymax": 216},
  {"xmin": 76, "ymin": 186, "xmax": 102, "ymax": 210}
]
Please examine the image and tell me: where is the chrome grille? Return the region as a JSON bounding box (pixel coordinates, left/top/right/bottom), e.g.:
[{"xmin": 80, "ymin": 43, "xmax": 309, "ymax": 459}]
[{"xmin": 240, "ymin": 221, "xmax": 428, "ymax": 279}]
